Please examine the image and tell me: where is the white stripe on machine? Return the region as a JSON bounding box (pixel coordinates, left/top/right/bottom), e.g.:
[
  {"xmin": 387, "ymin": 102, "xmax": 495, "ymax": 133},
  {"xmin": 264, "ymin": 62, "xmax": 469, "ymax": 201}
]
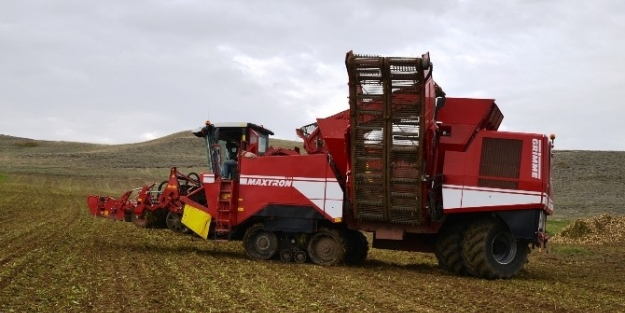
[
  {"xmin": 442, "ymin": 184, "xmax": 546, "ymax": 209},
  {"xmin": 240, "ymin": 175, "xmax": 343, "ymax": 219}
]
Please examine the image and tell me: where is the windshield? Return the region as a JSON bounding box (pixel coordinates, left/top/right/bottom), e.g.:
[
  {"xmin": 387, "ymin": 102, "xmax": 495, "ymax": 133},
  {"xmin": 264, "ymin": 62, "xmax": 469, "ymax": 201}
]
[{"xmin": 258, "ymin": 135, "xmax": 268, "ymax": 154}]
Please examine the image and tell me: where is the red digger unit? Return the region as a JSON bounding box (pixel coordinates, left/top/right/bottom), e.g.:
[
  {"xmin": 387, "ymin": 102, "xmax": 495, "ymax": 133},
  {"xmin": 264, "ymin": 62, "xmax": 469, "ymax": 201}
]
[
  {"xmin": 87, "ymin": 51, "xmax": 555, "ymax": 279},
  {"xmin": 87, "ymin": 168, "xmax": 201, "ymax": 232}
]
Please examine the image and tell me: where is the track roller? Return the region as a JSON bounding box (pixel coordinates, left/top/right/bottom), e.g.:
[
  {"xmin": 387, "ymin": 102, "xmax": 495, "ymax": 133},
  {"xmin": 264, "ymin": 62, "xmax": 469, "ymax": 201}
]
[
  {"xmin": 307, "ymin": 227, "xmax": 346, "ymax": 266},
  {"xmin": 243, "ymin": 224, "xmax": 279, "ymax": 260},
  {"xmin": 280, "ymin": 249, "xmax": 293, "ymax": 262},
  {"xmin": 293, "ymin": 250, "xmax": 307, "ymax": 264}
]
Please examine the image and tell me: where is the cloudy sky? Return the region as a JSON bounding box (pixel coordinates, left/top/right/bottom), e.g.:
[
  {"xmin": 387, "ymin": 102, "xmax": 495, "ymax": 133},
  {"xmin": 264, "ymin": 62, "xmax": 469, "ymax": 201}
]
[{"xmin": 1, "ymin": 0, "xmax": 624, "ymax": 150}]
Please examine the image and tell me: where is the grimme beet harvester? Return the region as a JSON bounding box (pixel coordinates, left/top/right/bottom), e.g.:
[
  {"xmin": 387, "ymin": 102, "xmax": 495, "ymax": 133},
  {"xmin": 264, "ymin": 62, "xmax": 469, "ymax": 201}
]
[{"xmin": 87, "ymin": 51, "xmax": 555, "ymax": 279}]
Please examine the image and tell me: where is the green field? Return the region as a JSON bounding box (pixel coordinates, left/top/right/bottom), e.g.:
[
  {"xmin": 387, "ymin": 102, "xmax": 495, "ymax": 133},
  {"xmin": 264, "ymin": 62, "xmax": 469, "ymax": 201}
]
[{"xmin": 1, "ymin": 133, "xmax": 624, "ymax": 312}]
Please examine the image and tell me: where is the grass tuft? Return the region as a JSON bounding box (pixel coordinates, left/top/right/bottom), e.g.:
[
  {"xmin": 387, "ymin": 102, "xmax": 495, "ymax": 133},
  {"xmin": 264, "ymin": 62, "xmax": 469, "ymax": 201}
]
[
  {"xmin": 547, "ymin": 219, "xmax": 571, "ymax": 235},
  {"xmin": 550, "ymin": 244, "xmax": 591, "ymax": 256},
  {"xmin": 12, "ymin": 140, "xmax": 39, "ymax": 148}
]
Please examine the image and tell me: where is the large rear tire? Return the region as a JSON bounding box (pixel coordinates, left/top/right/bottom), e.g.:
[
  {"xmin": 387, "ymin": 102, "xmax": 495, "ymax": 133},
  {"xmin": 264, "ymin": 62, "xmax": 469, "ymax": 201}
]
[
  {"xmin": 243, "ymin": 224, "xmax": 279, "ymax": 260},
  {"xmin": 435, "ymin": 222, "xmax": 468, "ymax": 275},
  {"xmin": 461, "ymin": 218, "xmax": 528, "ymax": 279},
  {"xmin": 344, "ymin": 229, "xmax": 369, "ymax": 265},
  {"xmin": 307, "ymin": 227, "xmax": 346, "ymax": 266}
]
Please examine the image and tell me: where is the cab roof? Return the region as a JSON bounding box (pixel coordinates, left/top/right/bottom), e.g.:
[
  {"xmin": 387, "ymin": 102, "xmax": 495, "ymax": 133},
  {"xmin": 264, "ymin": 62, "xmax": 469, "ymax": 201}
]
[{"xmin": 211, "ymin": 122, "xmax": 274, "ymax": 136}]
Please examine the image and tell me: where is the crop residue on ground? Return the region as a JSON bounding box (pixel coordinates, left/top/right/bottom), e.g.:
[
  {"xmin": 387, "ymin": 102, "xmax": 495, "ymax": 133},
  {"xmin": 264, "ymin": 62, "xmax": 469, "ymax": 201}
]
[{"xmin": 551, "ymin": 214, "xmax": 625, "ymax": 244}]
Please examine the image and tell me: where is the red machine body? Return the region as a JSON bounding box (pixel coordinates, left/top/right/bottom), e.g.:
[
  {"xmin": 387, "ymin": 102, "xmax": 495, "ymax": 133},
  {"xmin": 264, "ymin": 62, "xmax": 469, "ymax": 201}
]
[{"xmin": 87, "ymin": 51, "xmax": 554, "ymax": 279}]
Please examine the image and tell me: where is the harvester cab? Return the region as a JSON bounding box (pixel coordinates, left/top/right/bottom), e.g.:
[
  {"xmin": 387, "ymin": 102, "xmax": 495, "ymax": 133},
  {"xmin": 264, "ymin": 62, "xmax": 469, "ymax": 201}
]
[{"xmin": 193, "ymin": 122, "xmax": 274, "ymax": 180}]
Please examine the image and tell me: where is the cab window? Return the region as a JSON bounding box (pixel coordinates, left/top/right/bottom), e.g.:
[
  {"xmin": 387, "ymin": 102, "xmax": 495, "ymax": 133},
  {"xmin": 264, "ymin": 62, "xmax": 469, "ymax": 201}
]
[
  {"xmin": 258, "ymin": 135, "xmax": 268, "ymax": 155},
  {"xmin": 250, "ymin": 129, "xmax": 269, "ymax": 155}
]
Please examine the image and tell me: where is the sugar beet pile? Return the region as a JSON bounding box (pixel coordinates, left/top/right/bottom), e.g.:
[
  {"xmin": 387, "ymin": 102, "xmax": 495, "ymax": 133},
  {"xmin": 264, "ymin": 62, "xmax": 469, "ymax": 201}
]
[{"xmin": 551, "ymin": 214, "xmax": 625, "ymax": 244}]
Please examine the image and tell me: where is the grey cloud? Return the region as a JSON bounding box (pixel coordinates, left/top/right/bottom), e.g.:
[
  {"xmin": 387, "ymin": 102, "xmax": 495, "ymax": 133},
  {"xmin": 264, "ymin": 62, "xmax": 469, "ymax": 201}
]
[{"xmin": 1, "ymin": 0, "xmax": 623, "ymax": 149}]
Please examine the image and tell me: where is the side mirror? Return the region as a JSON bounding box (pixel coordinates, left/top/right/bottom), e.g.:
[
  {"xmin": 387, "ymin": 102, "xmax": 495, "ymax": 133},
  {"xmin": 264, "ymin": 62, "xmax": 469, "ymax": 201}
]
[{"xmin": 434, "ymin": 97, "xmax": 446, "ymax": 120}]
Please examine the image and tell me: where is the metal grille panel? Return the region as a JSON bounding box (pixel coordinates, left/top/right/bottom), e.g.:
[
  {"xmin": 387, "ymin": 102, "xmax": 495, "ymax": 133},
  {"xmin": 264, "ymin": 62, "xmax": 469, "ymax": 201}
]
[
  {"xmin": 477, "ymin": 178, "xmax": 519, "ymax": 190},
  {"xmin": 479, "ymin": 138, "xmax": 523, "ymax": 180},
  {"xmin": 346, "ymin": 52, "xmax": 426, "ymax": 225}
]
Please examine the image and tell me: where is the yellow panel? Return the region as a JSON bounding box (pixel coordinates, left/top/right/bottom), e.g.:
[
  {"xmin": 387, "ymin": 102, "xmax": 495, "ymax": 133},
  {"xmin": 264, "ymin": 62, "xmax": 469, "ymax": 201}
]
[
  {"xmin": 238, "ymin": 207, "xmax": 244, "ymax": 212},
  {"xmin": 181, "ymin": 204, "xmax": 212, "ymax": 239}
]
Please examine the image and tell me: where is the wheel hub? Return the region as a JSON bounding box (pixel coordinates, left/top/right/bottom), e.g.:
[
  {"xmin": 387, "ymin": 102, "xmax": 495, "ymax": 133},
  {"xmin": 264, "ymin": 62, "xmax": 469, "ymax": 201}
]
[
  {"xmin": 491, "ymin": 231, "xmax": 517, "ymax": 265},
  {"xmin": 256, "ymin": 235, "xmax": 271, "ymax": 251},
  {"xmin": 315, "ymin": 237, "xmax": 336, "ymax": 260},
  {"xmin": 244, "ymin": 225, "xmax": 278, "ymax": 260}
]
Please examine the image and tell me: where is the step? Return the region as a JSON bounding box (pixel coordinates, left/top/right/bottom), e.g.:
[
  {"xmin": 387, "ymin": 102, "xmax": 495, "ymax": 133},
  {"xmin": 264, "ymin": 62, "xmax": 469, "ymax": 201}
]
[
  {"xmin": 355, "ymin": 125, "xmax": 384, "ymax": 131},
  {"xmin": 355, "ymin": 200, "xmax": 383, "ymax": 206},
  {"xmin": 391, "ymin": 146, "xmax": 419, "ymax": 152},
  {"xmin": 390, "ymin": 205, "xmax": 419, "ymax": 212},
  {"xmin": 355, "ymin": 174, "xmax": 383, "ymax": 180},
  {"xmin": 389, "ymin": 73, "xmax": 420, "ymax": 80},
  {"xmin": 355, "ymin": 156, "xmax": 383, "ymax": 162},
  {"xmin": 358, "ymin": 109, "xmax": 383, "ymax": 116},
  {"xmin": 387, "ymin": 58, "xmax": 421, "ymax": 66},
  {"xmin": 355, "ymin": 94, "xmax": 383, "ymax": 100},
  {"xmin": 391, "ymin": 177, "xmax": 420, "ymax": 184},
  {"xmin": 391, "ymin": 131, "xmax": 419, "ymax": 137},
  {"xmin": 356, "ymin": 212, "xmax": 385, "ymax": 220},
  {"xmin": 391, "ymin": 192, "xmax": 418, "ymax": 198}
]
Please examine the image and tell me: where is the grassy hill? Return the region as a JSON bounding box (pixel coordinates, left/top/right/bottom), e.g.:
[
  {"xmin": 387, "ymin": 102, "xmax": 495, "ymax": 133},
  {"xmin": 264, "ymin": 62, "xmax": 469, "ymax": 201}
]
[
  {"xmin": 0, "ymin": 133, "xmax": 303, "ymax": 169},
  {"xmin": 0, "ymin": 132, "xmax": 623, "ymax": 219}
]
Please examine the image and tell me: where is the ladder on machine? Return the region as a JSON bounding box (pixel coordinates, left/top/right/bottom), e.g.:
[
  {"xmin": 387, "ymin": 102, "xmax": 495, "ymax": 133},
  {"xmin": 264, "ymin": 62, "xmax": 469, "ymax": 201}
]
[
  {"xmin": 215, "ymin": 179, "xmax": 236, "ymax": 240},
  {"xmin": 345, "ymin": 52, "xmax": 427, "ymax": 225}
]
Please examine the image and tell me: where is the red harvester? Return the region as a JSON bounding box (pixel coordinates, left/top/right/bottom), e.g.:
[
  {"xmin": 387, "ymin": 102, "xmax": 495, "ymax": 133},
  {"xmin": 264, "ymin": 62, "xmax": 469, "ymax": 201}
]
[{"xmin": 87, "ymin": 51, "xmax": 555, "ymax": 279}]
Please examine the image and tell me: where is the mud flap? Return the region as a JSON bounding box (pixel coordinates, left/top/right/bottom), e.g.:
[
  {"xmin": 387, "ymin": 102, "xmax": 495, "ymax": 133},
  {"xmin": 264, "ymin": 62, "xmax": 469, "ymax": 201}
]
[{"xmin": 181, "ymin": 204, "xmax": 212, "ymax": 239}]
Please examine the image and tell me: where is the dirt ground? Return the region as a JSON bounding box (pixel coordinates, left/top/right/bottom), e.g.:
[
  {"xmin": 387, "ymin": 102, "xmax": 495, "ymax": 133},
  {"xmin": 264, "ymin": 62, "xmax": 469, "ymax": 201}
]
[{"xmin": 1, "ymin": 134, "xmax": 625, "ymax": 312}]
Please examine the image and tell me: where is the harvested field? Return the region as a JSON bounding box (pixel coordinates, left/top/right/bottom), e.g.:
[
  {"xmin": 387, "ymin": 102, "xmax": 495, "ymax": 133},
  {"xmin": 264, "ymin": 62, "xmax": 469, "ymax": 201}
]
[{"xmin": 1, "ymin": 133, "xmax": 625, "ymax": 312}]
